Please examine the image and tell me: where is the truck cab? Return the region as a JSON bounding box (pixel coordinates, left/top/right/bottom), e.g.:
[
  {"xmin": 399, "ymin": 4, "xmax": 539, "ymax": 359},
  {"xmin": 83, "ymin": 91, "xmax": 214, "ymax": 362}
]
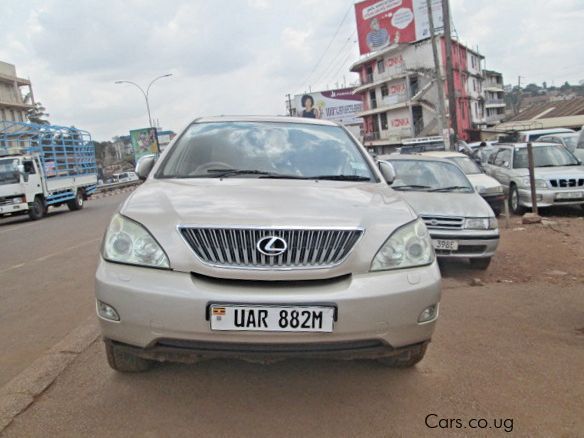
[{"xmin": 0, "ymin": 121, "xmax": 98, "ymax": 220}]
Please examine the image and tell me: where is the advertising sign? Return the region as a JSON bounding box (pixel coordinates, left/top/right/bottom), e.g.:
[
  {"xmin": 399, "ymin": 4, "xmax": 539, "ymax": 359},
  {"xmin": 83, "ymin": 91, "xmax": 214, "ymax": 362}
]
[
  {"xmin": 381, "ymin": 79, "xmax": 408, "ymax": 106},
  {"xmin": 294, "ymin": 88, "xmax": 363, "ymax": 125},
  {"xmin": 355, "ymin": 0, "xmax": 443, "ymax": 55},
  {"xmin": 130, "ymin": 127, "xmax": 159, "ymax": 160}
]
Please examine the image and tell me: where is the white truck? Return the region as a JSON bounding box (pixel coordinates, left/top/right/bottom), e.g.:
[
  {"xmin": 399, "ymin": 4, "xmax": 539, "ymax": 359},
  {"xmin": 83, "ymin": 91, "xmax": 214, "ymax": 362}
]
[{"xmin": 0, "ymin": 121, "xmax": 97, "ymax": 220}]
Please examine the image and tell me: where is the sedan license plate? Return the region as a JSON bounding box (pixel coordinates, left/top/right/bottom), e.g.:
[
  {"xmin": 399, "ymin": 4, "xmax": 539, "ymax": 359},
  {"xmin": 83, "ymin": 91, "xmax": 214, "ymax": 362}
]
[
  {"xmin": 555, "ymin": 191, "xmax": 584, "ymax": 200},
  {"xmin": 210, "ymin": 305, "xmax": 335, "ymax": 332},
  {"xmin": 432, "ymin": 239, "xmax": 459, "ymax": 251}
]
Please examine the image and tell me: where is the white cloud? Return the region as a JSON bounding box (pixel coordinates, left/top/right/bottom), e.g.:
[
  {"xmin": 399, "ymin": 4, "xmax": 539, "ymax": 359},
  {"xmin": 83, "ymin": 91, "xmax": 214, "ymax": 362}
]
[{"xmin": 0, "ymin": 0, "xmax": 582, "ymax": 140}]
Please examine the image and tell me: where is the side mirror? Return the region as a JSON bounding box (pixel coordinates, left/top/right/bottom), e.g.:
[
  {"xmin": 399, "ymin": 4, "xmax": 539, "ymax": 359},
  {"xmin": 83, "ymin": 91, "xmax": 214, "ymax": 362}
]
[
  {"xmin": 377, "ymin": 160, "xmax": 396, "ymax": 185},
  {"xmin": 136, "ymin": 155, "xmax": 156, "ymax": 180}
]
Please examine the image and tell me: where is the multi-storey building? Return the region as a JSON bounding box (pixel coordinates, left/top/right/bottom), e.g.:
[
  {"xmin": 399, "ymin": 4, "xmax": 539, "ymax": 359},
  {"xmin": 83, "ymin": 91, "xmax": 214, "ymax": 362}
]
[
  {"xmin": 0, "ymin": 61, "xmax": 34, "ymax": 123},
  {"xmin": 350, "ymin": 37, "xmax": 486, "ymax": 154},
  {"xmin": 483, "ymin": 70, "xmax": 505, "ymax": 126}
]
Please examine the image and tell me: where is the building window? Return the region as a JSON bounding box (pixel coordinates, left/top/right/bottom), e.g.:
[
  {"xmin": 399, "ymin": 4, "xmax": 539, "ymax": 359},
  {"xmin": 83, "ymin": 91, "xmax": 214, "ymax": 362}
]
[
  {"xmin": 379, "ymin": 112, "xmax": 388, "ymax": 130},
  {"xmin": 473, "ymin": 79, "xmax": 477, "ymax": 92},
  {"xmin": 381, "ymin": 85, "xmax": 388, "ymax": 97},
  {"xmin": 377, "ymin": 59, "xmax": 385, "ymax": 74}
]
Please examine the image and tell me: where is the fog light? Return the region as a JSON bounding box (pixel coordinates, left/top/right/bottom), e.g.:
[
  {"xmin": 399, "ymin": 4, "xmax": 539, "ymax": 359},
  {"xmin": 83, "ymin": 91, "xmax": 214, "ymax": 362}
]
[
  {"xmin": 97, "ymin": 300, "xmax": 120, "ymax": 321},
  {"xmin": 418, "ymin": 304, "xmax": 438, "ymax": 323}
]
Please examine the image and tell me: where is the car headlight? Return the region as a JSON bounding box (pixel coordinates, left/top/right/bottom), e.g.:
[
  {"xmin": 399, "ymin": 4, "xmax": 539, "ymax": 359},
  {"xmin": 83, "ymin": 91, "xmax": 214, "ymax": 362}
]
[
  {"xmin": 478, "ymin": 185, "xmax": 503, "ymax": 195},
  {"xmin": 464, "ymin": 217, "xmax": 498, "ymax": 230},
  {"xmin": 370, "ymin": 219, "xmax": 434, "ymax": 271},
  {"xmin": 102, "ymin": 214, "xmax": 169, "ymax": 268},
  {"xmin": 520, "ymin": 177, "xmax": 547, "ymax": 189}
]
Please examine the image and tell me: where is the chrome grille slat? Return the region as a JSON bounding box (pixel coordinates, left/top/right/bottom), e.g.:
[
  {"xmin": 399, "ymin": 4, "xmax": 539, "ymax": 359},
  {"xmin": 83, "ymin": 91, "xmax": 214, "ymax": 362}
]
[
  {"xmin": 421, "ymin": 215, "xmax": 464, "ymax": 230},
  {"xmin": 179, "ymin": 227, "xmax": 363, "ymax": 269}
]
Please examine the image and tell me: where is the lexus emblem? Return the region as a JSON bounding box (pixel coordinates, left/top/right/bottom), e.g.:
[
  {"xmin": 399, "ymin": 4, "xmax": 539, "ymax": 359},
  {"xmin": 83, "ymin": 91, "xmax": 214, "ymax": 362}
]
[{"xmin": 256, "ymin": 236, "xmax": 288, "ymax": 256}]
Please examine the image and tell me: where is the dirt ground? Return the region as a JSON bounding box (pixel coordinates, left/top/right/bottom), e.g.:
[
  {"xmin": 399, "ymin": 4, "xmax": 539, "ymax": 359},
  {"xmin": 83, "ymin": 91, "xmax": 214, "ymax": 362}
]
[{"xmin": 440, "ymin": 206, "xmax": 584, "ymax": 286}]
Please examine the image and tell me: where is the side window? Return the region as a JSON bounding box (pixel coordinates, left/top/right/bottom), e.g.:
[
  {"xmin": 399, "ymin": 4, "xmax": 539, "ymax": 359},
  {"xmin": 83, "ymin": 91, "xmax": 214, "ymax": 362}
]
[
  {"xmin": 487, "ymin": 148, "xmax": 500, "ymax": 165},
  {"xmin": 493, "ymin": 149, "xmax": 511, "ymax": 167},
  {"xmin": 23, "ymin": 160, "xmax": 36, "ymax": 174}
]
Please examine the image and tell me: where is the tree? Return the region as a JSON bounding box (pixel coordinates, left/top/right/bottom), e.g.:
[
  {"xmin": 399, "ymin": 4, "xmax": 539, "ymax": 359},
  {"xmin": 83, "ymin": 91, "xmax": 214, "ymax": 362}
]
[{"xmin": 27, "ymin": 102, "xmax": 50, "ymax": 125}]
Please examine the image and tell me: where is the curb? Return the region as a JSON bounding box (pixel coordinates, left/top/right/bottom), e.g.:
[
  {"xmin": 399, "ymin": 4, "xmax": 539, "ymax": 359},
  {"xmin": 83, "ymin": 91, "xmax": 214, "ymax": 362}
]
[
  {"xmin": 91, "ymin": 185, "xmax": 138, "ymax": 201},
  {"xmin": 0, "ymin": 317, "xmax": 100, "ymax": 433}
]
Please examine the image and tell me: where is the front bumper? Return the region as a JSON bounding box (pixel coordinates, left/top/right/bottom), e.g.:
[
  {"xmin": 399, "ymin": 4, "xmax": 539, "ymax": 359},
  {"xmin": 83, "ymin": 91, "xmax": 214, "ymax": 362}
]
[
  {"xmin": 481, "ymin": 194, "xmax": 505, "ymax": 213},
  {"xmin": 429, "ymin": 229, "xmax": 499, "ymax": 259},
  {"xmin": 0, "ymin": 202, "xmax": 28, "ymax": 215},
  {"xmin": 518, "ymin": 187, "xmax": 584, "ymax": 208},
  {"xmin": 95, "ymin": 259, "xmax": 441, "ymax": 356}
]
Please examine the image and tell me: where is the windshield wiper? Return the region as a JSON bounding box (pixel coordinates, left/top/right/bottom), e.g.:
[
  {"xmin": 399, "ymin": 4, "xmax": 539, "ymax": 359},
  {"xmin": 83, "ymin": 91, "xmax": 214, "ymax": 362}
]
[
  {"xmin": 205, "ymin": 169, "xmax": 274, "ymax": 178},
  {"xmin": 309, "ymin": 175, "xmax": 372, "ymax": 181},
  {"xmin": 428, "ymin": 185, "xmax": 472, "ymax": 192},
  {"xmin": 392, "ymin": 184, "xmax": 431, "ymax": 191}
]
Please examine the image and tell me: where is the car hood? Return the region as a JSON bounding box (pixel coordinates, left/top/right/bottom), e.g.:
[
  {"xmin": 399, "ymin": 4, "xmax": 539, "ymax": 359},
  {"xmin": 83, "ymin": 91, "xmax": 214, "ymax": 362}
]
[
  {"xmin": 393, "ymin": 190, "xmax": 493, "ymax": 218},
  {"xmin": 466, "ymin": 173, "xmax": 501, "ymax": 190},
  {"xmin": 119, "ymin": 178, "xmax": 417, "ymax": 279}
]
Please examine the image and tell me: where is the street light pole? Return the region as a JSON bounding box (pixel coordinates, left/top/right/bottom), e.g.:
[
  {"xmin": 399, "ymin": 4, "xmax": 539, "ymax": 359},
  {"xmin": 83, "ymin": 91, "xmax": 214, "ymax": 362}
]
[{"xmin": 114, "ymin": 74, "xmax": 173, "ymax": 128}]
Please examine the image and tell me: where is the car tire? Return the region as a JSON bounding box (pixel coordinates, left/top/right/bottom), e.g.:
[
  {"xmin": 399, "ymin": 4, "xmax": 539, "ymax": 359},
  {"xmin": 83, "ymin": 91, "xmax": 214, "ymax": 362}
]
[
  {"xmin": 105, "ymin": 340, "xmax": 153, "ymax": 373},
  {"xmin": 469, "ymin": 257, "xmax": 491, "ymax": 270},
  {"xmin": 28, "ymin": 196, "xmax": 45, "ymax": 221},
  {"xmin": 377, "ymin": 343, "xmax": 427, "ymax": 368},
  {"xmin": 509, "ymin": 184, "xmax": 525, "ymax": 215},
  {"xmin": 67, "ymin": 190, "xmax": 84, "ymax": 211}
]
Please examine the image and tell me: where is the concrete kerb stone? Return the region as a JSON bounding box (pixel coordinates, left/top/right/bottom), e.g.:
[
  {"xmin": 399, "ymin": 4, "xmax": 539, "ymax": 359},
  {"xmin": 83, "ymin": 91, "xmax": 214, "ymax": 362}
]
[{"xmin": 0, "ymin": 317, "xmax": 100, "ymax": 433}]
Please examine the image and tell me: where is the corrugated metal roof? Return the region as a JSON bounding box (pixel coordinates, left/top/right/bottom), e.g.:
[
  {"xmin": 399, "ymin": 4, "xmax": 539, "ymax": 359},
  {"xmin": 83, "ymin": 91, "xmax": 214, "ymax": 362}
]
[{"xmin": 507, "ymin": 97, "xmax": 584, "ymax": 121}]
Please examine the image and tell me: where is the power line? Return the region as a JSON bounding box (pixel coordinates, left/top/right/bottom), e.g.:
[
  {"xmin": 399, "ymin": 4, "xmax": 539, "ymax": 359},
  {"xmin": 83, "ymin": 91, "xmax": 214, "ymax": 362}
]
[
  {"xmin": 299, "ymin": 2, "xmax": 354, "ymax": 89},
  {"xmin": 320, "ymin": 50, "xmax": 355, "ymax": 90},
  {"xmin": 311, "ymin": 29, "xmax": 357, "ymax": 90}
]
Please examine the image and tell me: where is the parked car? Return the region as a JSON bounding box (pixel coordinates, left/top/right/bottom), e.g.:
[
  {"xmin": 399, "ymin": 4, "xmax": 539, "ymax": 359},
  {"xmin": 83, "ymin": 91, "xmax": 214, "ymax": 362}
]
[
  {"xmin": 96, "ymin": 116, "xmax": 441, "ymax": 372},
  {"xmin": 113, "ymin": 171, "xmax": 138, "ymax": 183},
  {"xmin": 381, "ymin": 155, "xmax": 499, "ymax": 270},
  {"xmin": 537, "ymin": 133, "xmax": 583, "ymax": 161},
  {"xmin": 420, "ymin": 151, "xmax": 505, "ymax": 216},
  {"xmin": 483, "ymin": 142, "xmax": 584, "ymax": 214},
  {"xmin": 499, "ymin": 128, "xmax": 575, "ymax": 143}
]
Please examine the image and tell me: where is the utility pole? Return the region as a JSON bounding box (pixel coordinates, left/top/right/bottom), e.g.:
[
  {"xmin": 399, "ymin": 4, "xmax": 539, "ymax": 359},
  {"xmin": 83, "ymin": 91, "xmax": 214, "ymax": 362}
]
[
  {"xmin": 442, "ymin": 0, "xmax": 458, "ymax": 150},
  {"xmin": 285, "ymin": 93, "xmax": 293, "ymax": 116},
  {"xmin": 515, "ymin": 75, "xmax": 524, "ymax": 115},
  {"xmin": 427, "ymin": 0, "xmax": 447, "ymax": 146}
]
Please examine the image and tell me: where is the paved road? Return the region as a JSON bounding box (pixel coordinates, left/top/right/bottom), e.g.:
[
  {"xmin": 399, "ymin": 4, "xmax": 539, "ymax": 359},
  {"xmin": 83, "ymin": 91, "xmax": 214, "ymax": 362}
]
[
  {"xmin": 1, "ymin": 195, "xmax": 583, "ymax": 436},
  {"xmin": 0, "ymin": 193, "xmax": 126, "ymax": 386},
  {"xmin": 3, "ymin": 281, "xmax": 584, "ymax": 437}
]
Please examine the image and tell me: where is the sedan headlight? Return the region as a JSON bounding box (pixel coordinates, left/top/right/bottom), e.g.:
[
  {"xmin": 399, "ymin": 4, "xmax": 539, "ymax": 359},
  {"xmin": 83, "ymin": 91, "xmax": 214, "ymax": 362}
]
[
  {"xmin": 102, "ymin": 214, "xmax": 169, "ymax": 268},
  {"xmin": 520, "ymin": 177, "xmax": 547, "ymax": 189},
  {"xmin": 464, "ymin": 217, "xmax": 498, "ymax": 230},
  {"xmin": 477, "ymin": 185, "xmax": 503, "ymax": 195},
  {"xmin": 370, "ymin": 219, "xmax": 434, "ymax": 271}
]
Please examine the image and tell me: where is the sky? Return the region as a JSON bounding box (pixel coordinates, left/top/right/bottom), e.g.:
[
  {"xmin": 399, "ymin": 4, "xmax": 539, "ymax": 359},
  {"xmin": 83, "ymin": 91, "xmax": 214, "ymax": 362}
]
[{"xmin": 1, "ymin": 0, "xmax": 583, "ymax": 140}]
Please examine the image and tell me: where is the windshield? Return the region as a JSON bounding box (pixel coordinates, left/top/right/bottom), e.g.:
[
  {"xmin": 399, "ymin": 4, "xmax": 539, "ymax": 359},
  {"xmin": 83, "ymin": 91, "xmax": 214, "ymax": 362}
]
[
  {"xmin": 157, "ymin": 122, "xmax": 375, "ymax": 180},
  {"xmin": 389, "ymin": 159, "xmax": 474, "ymax": 192},
  {"xmin": 561, "ymin": 134, "xmax": 578, "ymax": 152},
  {"xmin": 447, "ymin": 156, "xmax": 482, "ymax": 175},
  {"xmin": 0, "ymin": 158, "xmax": 20, "ymax": 185},
  {"xmin": 513, "ymin": 145, "xmax": 579, "ymax": 169}
]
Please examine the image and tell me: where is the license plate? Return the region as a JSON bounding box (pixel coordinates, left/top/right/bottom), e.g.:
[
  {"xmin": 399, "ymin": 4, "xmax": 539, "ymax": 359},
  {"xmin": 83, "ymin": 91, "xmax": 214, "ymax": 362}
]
[
  {"xmin": 210, "ymin": 304, "xmax": 335, "ymax": 332},
  {"xmin": 432, "ymin": 239, "xmax": 459, "ymax": 251},
  {"xmin": 555, "ymin": 191, "xmax": 583, "ymax": 200}
]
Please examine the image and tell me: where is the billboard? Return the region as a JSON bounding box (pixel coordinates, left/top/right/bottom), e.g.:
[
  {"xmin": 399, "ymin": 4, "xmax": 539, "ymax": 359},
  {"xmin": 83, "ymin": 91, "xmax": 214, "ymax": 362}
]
[
  {"xmin": 294, "ymin": 88, "xmax": 363, "ymax": 125},
  {"xmin": 355, "ymin": 0, "xmax": 443, "ymax": 55},
  {"xmin": 130, "ymin": 127, "xmax": 159, "ymax": 160}
]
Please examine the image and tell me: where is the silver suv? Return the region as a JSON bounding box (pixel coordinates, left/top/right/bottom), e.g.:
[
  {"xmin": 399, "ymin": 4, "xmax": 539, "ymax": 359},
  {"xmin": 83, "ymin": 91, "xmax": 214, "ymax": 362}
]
[
  {"xmin": 95, "ymin": 117, "xmax": 441, "ymax": 372},
  {"xmin": 483, "ymin": 142, "xmax": 584, "ymax": 214}
]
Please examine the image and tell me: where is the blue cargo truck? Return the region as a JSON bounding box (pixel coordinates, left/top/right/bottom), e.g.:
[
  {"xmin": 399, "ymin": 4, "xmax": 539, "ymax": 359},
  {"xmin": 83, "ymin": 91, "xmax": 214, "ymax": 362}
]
[{"xmin": 0, "ymin": 121, "xmax": 97, "ymax": 220}]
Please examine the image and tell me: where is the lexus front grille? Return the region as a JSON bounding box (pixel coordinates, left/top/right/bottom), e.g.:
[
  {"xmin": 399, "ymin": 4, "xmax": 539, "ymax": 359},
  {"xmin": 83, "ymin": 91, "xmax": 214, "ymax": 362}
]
[{"xmin": 179, "ymin": 226, "xmax": 363, "ymax": 269}]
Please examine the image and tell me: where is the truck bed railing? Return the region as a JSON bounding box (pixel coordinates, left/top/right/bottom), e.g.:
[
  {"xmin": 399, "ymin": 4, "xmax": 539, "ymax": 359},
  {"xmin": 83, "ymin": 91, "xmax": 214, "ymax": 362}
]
[{"xmin": 0, "ymin": 121, "xmax": 97, "ymax": 179}]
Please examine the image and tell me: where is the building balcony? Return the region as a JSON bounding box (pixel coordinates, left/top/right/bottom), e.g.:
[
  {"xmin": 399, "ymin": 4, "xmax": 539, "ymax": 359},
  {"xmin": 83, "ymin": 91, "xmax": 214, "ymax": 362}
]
[
  {"xmin": 484, "ymin": 98, "xmax": 506, "ymax": 108},
  {"xmin": 485, "ymin": 113, "xmax": 504, "ymax": 124}
]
